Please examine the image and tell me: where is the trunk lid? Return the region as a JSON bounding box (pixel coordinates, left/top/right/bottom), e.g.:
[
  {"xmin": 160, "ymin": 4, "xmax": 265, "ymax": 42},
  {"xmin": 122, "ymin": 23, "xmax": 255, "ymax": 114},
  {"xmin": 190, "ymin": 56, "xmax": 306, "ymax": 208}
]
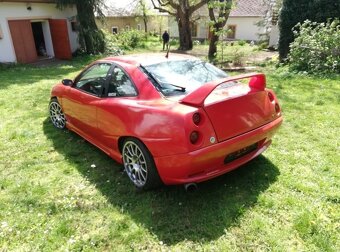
[{"xmin": 180, "ymin": 73, "xmax": 277, "ymax": 142}]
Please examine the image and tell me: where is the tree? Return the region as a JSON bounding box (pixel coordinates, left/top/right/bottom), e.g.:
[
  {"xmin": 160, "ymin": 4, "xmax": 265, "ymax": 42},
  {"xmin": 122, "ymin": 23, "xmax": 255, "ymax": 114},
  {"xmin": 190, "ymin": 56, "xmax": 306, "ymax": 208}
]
[
  {"xmin": 279, "ymin": 0, "xmax": 340, "ymax": 61},
  {"xmin": 278, "ymin": 0, "xmax": 309, "ymax": 61},
  {"xmin": 151, "ymin": 0, "xmax": 209, "ymax": 50},
  {"xmin": 56, "ymin": 0, "xmax": 105, "ymax": 54},
  {"xmin": 134, "ymin": 0, "xmax": 151, "ymax": 33},
  {"xmin": 207, "ymin": 0, "xmax": 232, "ymax": 60}
]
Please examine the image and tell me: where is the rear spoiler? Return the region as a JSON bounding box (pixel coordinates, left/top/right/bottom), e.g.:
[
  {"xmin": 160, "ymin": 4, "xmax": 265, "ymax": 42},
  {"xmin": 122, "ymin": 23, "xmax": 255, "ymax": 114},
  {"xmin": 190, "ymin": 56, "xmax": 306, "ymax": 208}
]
[{"xmin": 180, "ymin": 73, "xmax": 266, "ymax": 107}]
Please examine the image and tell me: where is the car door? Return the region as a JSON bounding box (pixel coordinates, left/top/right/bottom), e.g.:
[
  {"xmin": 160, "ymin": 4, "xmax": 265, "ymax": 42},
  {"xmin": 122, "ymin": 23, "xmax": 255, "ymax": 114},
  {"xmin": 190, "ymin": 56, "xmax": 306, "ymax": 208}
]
[
  {"xmin": 62, "ymin": 63, "xmax": 113, "ymax": 139},
  {"xmin": 96, "ymin": 65, "xmax": 138, "ymax": 152}
]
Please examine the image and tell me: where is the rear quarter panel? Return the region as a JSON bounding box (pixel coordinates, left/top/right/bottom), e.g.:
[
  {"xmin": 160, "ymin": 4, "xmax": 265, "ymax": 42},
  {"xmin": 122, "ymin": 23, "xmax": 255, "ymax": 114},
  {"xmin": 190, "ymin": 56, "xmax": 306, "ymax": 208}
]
[{"xmin": 96, "ymin": 97, "xmax": 217, "ymax": 157}]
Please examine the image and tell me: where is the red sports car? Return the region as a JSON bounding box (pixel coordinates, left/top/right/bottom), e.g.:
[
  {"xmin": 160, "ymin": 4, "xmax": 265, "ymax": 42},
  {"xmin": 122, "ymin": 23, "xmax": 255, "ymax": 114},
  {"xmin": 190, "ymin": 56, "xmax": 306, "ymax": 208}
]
[{"xmin": 49, "ymin": 53, "xmax": 282, "ymax": 189}]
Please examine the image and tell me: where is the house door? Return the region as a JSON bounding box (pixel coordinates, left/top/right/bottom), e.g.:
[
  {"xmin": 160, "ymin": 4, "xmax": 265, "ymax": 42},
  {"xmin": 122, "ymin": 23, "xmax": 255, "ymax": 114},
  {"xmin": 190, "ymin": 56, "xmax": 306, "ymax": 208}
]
[
  {"xmin": 8, "ymin": 20, "xmax": 38, "ymax": 63},
  {"xmin": 49, "ymin": 19, "xmax": 72, "ymax": 60}
]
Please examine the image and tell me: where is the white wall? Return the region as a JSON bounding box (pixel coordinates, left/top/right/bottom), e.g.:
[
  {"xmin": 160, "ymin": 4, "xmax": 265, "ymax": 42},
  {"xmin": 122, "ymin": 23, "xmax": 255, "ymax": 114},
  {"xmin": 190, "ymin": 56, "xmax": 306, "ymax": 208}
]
[
  {"xmin": 226, "ymin": 17, "xmax": 264, "ymax": 41},
  {"xmin": 0, "ymin": 2, "xmax": 78, "ymax": 63}
]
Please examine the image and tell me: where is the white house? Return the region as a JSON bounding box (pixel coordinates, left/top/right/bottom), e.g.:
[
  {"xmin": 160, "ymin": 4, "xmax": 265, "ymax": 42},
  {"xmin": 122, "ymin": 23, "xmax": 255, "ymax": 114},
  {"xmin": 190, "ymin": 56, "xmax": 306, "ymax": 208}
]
[
  {"xmin": 0, "ymin": 0, "xmax": 79, "ymax": 63},
  {"xmin": 168, "ymin": 0, "xmax": 267, "ymax": 42}
]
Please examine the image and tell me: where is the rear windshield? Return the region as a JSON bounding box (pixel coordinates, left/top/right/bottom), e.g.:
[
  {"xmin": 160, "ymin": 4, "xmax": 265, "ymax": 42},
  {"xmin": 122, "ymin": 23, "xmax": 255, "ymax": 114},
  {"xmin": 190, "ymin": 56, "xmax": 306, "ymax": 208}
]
[{"xmin": 142, "ymin": 59, "xmax": 228, "ymax": 96}]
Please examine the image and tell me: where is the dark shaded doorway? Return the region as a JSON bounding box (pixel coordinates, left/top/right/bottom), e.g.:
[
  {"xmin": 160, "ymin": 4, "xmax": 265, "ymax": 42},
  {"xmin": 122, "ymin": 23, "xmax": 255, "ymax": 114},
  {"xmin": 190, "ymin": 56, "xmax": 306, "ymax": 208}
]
[{"xmin": 31, "ymin": 22, "xmax": 47, "ymax": 57}]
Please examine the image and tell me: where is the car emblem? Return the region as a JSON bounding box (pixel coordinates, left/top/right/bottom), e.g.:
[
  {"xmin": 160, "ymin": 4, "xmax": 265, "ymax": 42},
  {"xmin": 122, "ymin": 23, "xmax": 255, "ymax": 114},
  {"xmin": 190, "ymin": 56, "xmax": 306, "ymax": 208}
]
[{"xmin": 210, "ymin": 137, "xmax": 216, "ymax": 143}]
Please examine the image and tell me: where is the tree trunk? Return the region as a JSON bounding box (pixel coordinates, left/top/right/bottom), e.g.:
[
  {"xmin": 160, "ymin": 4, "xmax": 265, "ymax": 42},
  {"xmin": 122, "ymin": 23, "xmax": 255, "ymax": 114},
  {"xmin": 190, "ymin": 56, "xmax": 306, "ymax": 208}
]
[
  {"xmin": 207, "ymin": 1, "xmax": 232, "ymax": 60},
  {"xmin": 208, "ymin": 32, "xmax": 219, "ymax": 60},
  {"xmin": 177, "ymin": 7, "xmax": 193, "ymax": 50},
  {"xmin": 76, "ymin": 1, "xmax": 105, "ymax": 54},
  {"xmin": 143, "ymin": 16, "xmax": 148, "ymax": 33}
]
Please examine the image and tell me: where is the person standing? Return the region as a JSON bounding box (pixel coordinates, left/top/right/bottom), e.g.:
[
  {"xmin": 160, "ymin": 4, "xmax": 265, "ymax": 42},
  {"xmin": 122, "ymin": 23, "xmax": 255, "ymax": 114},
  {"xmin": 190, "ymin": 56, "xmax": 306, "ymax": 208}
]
[{"xmin": 162, "ymin": 30, "xmax": 170, "ymax": 51}]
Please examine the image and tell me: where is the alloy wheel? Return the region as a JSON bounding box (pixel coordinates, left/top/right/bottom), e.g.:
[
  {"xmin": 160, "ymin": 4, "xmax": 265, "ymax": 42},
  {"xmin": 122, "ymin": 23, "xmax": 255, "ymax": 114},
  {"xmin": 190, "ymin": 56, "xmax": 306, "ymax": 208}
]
[
  {"xmin": 49, "ymin": 100, "xmax": 66, "ymax": 129},
  {"xmin": 122, "ymin": 141, "xmax": 148, "ymax": 187}
]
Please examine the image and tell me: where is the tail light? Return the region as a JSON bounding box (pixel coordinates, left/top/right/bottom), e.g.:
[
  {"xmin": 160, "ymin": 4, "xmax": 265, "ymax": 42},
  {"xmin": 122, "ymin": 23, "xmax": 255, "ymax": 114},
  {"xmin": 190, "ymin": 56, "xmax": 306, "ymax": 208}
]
[
  {"xmin": 192, "ymin": 112, "xmax": 201, "ymax": 125},
  {"xmin": 268, "ymin": 92, "xmax": 275, "ymax": 102},
  {"xmin": 268, "ymin": 91, "xmax": 281, "ymax": 114},
  {"xmin": 190, "ymin": 131, "xmax": 199, "ymax": 144},
  {"xmin": 275, "ymin": 103, "xmax": 281, "ymax": 113}
]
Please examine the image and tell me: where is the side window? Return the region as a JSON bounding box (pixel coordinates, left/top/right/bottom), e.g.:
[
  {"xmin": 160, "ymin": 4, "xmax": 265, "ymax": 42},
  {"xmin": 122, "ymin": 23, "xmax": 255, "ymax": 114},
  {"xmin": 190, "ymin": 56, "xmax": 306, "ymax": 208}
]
[
  {"xmin": 108, "ymin": 67, "xmax": 137, "ymax": 97},
  {"xmin": 75, "ymin": 63, "xmax": 111, "ymax": 96}
]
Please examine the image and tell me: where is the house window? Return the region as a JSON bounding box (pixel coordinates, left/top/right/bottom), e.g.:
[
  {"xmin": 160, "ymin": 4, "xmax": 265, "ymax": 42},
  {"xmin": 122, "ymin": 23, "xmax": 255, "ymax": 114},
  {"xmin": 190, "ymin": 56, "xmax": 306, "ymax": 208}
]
[
  {"xmin": 112, "ymin": 27, "xmax": 118, "ymax": 34},
  {"xmin": 191, "ymin": 23, "xmax": 198, "ymax": 37},
  {"xmin": 125, "ymin": 25, "xmax": 130, "ymax": 31},
  {"xmin": 227, "ymin": 25, "xmax": 236, "ymax": 39},
  {"xmin": 137, "ymin": 24, "xmax": 141, "ymax": 31}
]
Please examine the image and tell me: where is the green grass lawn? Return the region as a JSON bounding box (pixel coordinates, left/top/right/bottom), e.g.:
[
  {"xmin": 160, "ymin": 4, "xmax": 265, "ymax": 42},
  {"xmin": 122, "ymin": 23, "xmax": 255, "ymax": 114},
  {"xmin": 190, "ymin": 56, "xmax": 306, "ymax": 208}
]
[{"xmin": 0, "ymin": 57, "xmax": 339, "ymax": 251}]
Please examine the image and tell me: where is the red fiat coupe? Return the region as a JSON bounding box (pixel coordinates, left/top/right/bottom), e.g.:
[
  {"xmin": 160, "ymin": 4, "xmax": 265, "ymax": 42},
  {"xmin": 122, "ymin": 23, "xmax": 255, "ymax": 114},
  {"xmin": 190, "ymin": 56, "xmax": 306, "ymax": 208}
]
[{"xmin": 49, "ymin": 53, "xmax": 282, "ymax": 189}]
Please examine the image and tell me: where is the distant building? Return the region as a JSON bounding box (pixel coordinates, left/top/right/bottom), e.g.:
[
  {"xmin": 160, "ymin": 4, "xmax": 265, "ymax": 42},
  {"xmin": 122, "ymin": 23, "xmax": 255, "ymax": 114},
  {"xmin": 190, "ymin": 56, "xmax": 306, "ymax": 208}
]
[
  {"xmin": 97, "ymin": 6, "xmax": 168, "ymax": 36},
  {"xmin": 169, "ymin": 0, "xmax": 268, "ymax": 42},
  {"xmin": 0, "ymin": 0, "xmax": 79, "ymax": 63}
]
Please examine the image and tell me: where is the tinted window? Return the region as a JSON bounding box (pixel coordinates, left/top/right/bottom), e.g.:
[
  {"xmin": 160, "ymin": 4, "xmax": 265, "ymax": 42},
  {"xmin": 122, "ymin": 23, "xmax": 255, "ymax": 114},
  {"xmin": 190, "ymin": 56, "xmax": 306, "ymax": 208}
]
[
  {"xmin": 143, "ymin": 59, "xmax": 228, "ymax": 96},
  {"xmin": 108, "ymin": 67, "xmax": 137, "ymax": 97},
  {"xmin": 75, "ymin": 63, "xmax": 111, "ymax": 96}
]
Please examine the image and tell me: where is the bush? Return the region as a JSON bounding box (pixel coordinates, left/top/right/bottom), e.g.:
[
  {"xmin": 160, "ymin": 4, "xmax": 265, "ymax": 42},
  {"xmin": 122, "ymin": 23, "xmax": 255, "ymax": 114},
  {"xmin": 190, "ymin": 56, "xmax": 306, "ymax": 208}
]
[
  {"xmin": 224, "ymin": 48, "xmax": 246, "ymax": 66},
  {"xmin": 104, "ymin": 29, "xmax": 144, "ymax": 50},
  {"xmin": 117, "ymin": 30, "xmax": 145, "ymax": 50},
  {"xmin": 258, "ymin": 41, "xmax": 269, "ymax": 50},
  {"xmin": 102, "ymin": 30, "xmax": 124, "ymax": 55},
  {"xmin": 279, "ymin": 0, "xmax": 340, "ymax": 61},
  {"xmin": 237, "ymin": 40, "xmax": 246, "ymax": 46},
  {"xmin": 288, "ymin": 19, "xmax": 340, "ymax": 74}
]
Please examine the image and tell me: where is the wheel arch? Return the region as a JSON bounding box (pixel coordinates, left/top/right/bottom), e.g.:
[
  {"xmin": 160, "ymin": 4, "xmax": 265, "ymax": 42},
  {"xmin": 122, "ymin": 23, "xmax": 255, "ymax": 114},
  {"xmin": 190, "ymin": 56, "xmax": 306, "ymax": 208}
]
[
  {"xmin": 118, "ymin": 136, "xmax": 151, "ymax": 155},
  {"xmin": 119, "ymin": 135, "xmax": 163, "ymax": 189}
]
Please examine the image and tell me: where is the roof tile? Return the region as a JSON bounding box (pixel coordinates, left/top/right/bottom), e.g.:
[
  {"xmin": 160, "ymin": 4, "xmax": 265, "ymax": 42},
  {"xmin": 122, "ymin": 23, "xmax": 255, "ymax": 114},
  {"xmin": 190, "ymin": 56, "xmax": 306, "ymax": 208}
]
[{"xmin": 230, "ymin": 0, "xmax": 267, "ymax": 17}]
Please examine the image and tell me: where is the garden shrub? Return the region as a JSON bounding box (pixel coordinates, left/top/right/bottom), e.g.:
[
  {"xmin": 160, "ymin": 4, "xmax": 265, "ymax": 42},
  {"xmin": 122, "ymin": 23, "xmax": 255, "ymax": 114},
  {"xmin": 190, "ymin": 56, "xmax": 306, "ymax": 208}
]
[
  {"xmin": 115, "ymin": 30, "xmax": 144, "ymax": 50},
  {"xmin": 102, "ymin": 29, "xmax": 146, "ymax": 53},
  {"xmin": 258, "ymin": 41, "xmax": 269, "ymax": 50},
  {"xmin": 226, "ymin": 48, "xmax": 246, "ymax": 66},
  {"xmin": 237, "ymin": 40, "xmax": 246, "ymax": 46},
  {"xmin": 288, "ymin": 19, "xmax": 340, "ymax": 74},
  {"xmin": 102, "ymin": 30, "xmax": 123, "ymax": 55},
  {"xmin": 279, "ymin": 0, "xmax": 340, "ymax": 61},
  {"xmin": 106, "ymin": 30, "xmax": 145, "ymax": 50}
]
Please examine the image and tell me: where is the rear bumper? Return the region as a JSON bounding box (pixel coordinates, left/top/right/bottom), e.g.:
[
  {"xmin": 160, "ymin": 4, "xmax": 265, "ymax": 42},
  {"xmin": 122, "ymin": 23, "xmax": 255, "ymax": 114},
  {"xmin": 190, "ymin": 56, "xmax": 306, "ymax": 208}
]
[{"xmin": 154, "ymin": 116, "xmax": 282, "ymax": 185}]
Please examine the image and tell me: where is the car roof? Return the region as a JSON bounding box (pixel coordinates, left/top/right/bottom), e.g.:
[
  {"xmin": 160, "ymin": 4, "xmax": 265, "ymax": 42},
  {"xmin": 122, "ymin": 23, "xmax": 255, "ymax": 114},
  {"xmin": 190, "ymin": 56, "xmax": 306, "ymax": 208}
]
[{"xmin": 103, "ymin": 53, "xmax": 198, "ymax": 67}]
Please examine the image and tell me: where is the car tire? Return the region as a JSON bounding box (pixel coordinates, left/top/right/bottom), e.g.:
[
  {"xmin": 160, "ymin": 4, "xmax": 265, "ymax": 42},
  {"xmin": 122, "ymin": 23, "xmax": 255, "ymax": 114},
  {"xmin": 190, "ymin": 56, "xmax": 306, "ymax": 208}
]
[
  {"xmin": 49, "ymin": 97, "xmax": 66, "ymax": 129},
  {"xmin": 122, "ymin": 138, "xmax": 162, "ymax": 190}
]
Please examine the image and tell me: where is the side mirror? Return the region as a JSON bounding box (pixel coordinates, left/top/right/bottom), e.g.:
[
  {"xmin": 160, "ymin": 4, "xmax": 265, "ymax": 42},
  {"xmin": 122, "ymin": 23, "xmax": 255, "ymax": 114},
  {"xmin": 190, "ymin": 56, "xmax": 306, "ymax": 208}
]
[{"xmin": 62, "ymin": 79, "xmax": 73, "ymax": 86}]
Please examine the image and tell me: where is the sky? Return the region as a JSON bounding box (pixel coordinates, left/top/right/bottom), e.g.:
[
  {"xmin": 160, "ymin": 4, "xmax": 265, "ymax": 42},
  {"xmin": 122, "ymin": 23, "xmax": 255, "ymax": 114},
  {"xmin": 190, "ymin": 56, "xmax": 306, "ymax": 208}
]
[
  {"xmin": 105, "ymin": 0, "xmax": 131, "ymax": 8},
  {"xmin": 103, "ymin": 0, "xmax": 157, "ymax": 15},
  {"xmin": 105, "ymin": 0, "xmax": 152, "ymax": 9}
]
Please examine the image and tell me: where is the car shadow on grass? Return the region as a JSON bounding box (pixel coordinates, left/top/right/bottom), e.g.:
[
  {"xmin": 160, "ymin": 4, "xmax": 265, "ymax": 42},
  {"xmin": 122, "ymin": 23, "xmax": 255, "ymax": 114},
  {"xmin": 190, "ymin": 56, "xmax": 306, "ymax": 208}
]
[{"xmin": 43, "ymin": 118, "xmax": 280, "ymax": 245}]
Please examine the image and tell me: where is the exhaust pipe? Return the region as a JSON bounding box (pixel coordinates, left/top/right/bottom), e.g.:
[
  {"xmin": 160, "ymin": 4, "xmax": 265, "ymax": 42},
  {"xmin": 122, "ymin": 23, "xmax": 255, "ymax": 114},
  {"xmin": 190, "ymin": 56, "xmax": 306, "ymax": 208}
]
[{"xmin": 184, "ymin": 183, "xmax": 198, "ymax": 192}]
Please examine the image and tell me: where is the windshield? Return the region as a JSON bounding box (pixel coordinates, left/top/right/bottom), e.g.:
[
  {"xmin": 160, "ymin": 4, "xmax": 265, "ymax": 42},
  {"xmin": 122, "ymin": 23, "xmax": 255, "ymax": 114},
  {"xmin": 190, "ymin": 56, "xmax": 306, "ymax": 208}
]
[{"xmin": 142, "ymin": 59, "xmax": 228, "ymax": 96}]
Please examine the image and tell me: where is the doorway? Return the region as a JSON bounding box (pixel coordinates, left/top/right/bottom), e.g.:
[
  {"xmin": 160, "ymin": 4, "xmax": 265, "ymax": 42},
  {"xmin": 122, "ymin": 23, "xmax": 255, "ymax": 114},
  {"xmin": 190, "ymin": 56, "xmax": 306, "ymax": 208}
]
[
  {"xmin": 31, "ymin": 22, "xmax": 48, "ymax": 58},
  {"xmin": 9, "ymin": 19, "xmax": 71, "ymax": 63}
]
